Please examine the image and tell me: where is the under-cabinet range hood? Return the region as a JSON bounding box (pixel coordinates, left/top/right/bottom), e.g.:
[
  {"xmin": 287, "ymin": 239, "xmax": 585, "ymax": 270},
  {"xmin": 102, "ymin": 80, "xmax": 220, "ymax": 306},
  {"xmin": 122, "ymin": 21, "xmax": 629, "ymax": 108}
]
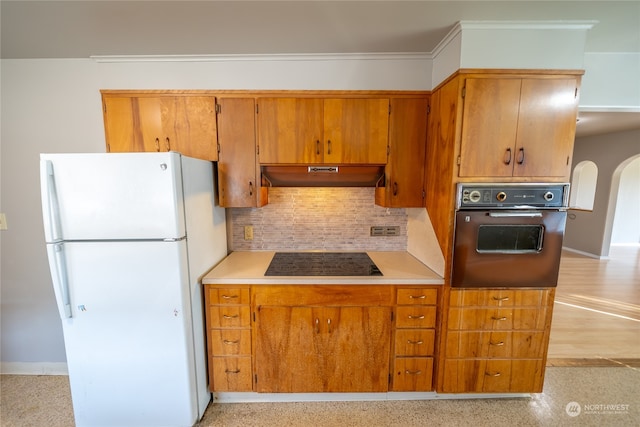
[{"xmin": 261, "ymin": 165, "xmax": 385, "ymax": 187}]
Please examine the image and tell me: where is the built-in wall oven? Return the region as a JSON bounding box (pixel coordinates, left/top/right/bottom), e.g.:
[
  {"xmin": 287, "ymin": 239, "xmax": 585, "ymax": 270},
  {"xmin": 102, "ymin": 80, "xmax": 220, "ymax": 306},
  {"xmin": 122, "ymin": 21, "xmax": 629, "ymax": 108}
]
[{"xmin": 452, "ymin": 183, "xmax": 569, "ymax": 288}]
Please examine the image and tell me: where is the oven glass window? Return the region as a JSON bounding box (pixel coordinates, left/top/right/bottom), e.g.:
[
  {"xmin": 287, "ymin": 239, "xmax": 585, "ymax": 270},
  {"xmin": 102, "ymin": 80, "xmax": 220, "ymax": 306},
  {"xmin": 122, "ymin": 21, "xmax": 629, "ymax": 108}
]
[{"xmin": 477, "ymin": 225, "xmax": 544, "ymax": 253}]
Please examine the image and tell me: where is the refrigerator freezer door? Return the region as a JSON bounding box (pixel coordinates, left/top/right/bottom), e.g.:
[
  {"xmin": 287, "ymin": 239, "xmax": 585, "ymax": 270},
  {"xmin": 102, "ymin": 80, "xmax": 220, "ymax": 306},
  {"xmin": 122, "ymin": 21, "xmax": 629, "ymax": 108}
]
[
  {"xmin": 59, "ymin": 240, "xmax": 202, "ymax": 426},
  {"xmin": 40, "ymin": 152, "xmax": 186, "ymax": 241}
]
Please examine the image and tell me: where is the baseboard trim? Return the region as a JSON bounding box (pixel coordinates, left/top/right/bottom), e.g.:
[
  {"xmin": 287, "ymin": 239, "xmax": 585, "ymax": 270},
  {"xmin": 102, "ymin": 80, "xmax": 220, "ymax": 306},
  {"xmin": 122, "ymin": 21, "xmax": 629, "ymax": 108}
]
[
  {"xmin": 562, "ymin": 246, "xmax": 608, "ymax": 259},
  {"xmin": 547, "ymin": 358, "xmax": 640, "ymax": 368},
  {"xmin": 1, "ymin": 362, "xmax": 68, "ymax": 375}
]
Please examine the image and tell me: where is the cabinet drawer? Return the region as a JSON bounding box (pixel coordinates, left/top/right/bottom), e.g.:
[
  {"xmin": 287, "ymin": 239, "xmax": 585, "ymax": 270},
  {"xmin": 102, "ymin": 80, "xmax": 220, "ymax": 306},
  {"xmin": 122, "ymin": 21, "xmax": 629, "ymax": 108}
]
[
  {"xmin": 209, "ymin": 329, "xmax": 252, "ymax": 356},
  {"xmin": 254, "ymin": 285, "xmax": 393, "ymax": 306},
  {"xmin": 394, "ymin": 329, "xmax": 435, "ymax": 356},
  {"xmin": 448, "ymin": 307, "xmax": 550, "ymax": 331},
  {"xmin": 209, "ymin": 306, "xmax": 251, "ymax": 328},
  {"xmin": 391, "ymin": 357, "xmax": 434, "ymax": 391},
  {"xmin": 397, "ymin": 288, "xmax": 438, "ymax": 305},
  {"xmin": 449, "ymin": 289, "xmax": 552, "ymax": 307},
  {"xmin": 210, "ymin": 356, "xmax": 253, "ymax": 391},
  {"xmin": 442, "ymin": 359, "xmax": 545, "ymax": 393},
  {"xmin": 395, "ymin": 306, "xmax": 436, "ymax": 328},
  {"xmin": 208, "ymin": 287, "xmax": 250, "ymax": 305},
  {"xmin": 445, "ymin": 331, "xmax": 546, "ymax": 358}
]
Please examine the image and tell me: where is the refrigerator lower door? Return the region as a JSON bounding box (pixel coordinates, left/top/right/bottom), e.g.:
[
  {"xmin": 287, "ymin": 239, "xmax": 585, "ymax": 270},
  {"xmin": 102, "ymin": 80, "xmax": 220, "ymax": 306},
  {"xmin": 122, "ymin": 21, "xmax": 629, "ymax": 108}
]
[{"xmin": 57, "ymin": 240, "xmax": 205, "ymax": 427}]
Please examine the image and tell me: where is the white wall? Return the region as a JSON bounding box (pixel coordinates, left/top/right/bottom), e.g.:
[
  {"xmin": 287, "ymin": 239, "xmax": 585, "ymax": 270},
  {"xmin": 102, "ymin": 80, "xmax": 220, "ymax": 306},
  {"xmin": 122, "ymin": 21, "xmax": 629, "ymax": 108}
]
[{"xmin": 0, "ymin": 56, "xmax": 432, "ymax": 372}]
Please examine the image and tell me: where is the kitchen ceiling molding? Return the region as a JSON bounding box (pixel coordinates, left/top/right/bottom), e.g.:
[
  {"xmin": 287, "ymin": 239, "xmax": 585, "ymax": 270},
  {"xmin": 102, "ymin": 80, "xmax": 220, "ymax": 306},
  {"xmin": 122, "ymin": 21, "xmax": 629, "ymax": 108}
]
[
  {"xmin": 90, "ymin": 52, "xmax": 433, "ymax": 63},
  {"xmin": 420, "ymin": 20, "xmax": 598, "ymax": 63}
]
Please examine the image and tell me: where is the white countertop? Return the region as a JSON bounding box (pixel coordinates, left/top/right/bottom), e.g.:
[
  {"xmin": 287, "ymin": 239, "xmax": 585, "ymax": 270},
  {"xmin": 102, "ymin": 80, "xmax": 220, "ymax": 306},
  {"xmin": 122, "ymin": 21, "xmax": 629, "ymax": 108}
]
[{"xmin": 202, "ymin": 251, "xmax": 443, "ymax": 285}]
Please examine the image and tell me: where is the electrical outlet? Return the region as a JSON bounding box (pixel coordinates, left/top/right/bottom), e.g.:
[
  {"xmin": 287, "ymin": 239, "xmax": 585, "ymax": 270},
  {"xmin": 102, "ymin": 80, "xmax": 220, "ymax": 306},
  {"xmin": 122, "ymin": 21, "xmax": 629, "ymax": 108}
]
[
  {"xmin": 244, "ymin": 225, "xmax": 253, "ymax": 240},
  {"xmin": 0, "ymin": 213, "xmax": 7, "ymax": 230},
  {"xmin": 370, "ymin": 226, "xmax": 400, "ymax": 236}
]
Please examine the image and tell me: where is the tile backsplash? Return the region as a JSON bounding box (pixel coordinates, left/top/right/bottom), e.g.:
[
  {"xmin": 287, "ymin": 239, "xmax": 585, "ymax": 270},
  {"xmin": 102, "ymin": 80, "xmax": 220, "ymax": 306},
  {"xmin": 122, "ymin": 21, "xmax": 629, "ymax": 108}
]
[{"xmin": 228, "ymin": 187, "xmax": 407, "ymax": 251}]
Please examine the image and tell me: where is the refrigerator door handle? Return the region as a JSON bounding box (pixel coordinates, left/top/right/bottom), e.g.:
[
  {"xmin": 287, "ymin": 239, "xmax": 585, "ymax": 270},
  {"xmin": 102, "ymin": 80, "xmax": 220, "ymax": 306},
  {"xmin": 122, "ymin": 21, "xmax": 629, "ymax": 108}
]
[
  {"xmin": 48, "ymin": 243, "xmax": 73, "ymax": 319},
  {"xmin": 40, "ymin": 160, "xmax": 63, "ymax": 242}
]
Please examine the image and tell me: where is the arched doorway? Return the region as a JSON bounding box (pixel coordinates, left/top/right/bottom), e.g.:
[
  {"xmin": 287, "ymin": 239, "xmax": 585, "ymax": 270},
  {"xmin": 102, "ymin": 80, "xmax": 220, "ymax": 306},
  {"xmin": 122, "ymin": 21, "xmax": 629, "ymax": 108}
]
[{"xmin": 602, "ymin": 154, "xmax": 640, "ymax": 256}]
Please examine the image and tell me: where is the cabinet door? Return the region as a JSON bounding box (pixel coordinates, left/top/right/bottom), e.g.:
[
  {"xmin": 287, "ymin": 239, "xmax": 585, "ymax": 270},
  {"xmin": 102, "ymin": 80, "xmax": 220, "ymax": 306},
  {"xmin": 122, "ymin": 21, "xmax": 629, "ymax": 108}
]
[
  {"xmin": 254, "ymin": 306, "xmax": 391, "ymax": 392},
  {"xmin": 257, "ymin": 98, "xmax": 324, "ymax": 164},
  {"xmin": 254, "ymin": 306, "xmax": 323, "ymax": 392},
  {"xmin": 514, "ymin": 78, "xmax": 578, "ymax": 178},
  {"xmin": 458, "ymin": 78, "xmax": 522, "ymax": 177},
  {"xmin": 322, "ymin": 306, "xmax": 391, "ymax": 392},
  {"xmin": 103, "ymin": 97, "xmax": 159, "ymax": 153},
  {"xmin": 163, "ymin": 96, "xmax": 218, "ymax": 161},
  {"xmin": 217, "ymin": 98, "xmax": 260, "ymax": 207},
  {"xmin": 323, "ymin": 98, "xmax": 389, "ymax": 164},
  {"xmin": 378, "ymin": 98, "xmax": 428, "ymax": 207}
]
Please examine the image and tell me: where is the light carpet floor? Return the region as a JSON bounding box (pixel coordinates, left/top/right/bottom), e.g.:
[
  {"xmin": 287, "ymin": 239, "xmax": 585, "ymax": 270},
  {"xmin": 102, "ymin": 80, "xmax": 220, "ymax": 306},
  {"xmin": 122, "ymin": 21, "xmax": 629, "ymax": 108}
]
[{"xmin": 1, "ymin": 366, "xmax": 639, "ymax": 427}]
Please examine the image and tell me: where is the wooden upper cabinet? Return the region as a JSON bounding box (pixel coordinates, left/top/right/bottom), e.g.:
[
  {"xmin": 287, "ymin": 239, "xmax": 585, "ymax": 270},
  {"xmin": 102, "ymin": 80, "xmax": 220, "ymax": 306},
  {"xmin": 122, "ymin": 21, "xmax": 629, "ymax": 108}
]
[
  {"xmin": 257, "ymin": 97, "xmax": 389, "ymax": 164},
  {"xmin": 216, "ymin": 98, "xmax": 266, "ymax": 208},
  {"xmin": 101, "ymin": 93, "xmax": 218, "ymax": 161},
  {"xmin": 257, "ymin": 98, "xmax": 324, "ymax": 164},
  {"xmin": 376, "ymin": 97, "xmax": 428, "ymax": 207},
  {"xmin": 514, "ymin": 78, "xmax": 579, "ymax": 178},
  {"xmin": 458, "ymin": 76, "xmax": 579, "ymax": 179},
  {"xmin": 323, "ymin": 98, "xmax": 389, "ymax": 164}
]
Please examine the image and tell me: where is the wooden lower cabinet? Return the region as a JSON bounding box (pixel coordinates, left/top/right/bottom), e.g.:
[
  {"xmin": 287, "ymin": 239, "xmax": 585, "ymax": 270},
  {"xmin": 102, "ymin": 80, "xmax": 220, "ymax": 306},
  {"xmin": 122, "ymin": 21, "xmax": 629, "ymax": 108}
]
[
  {"xmin": 254, "ymin": 305, "xmax": 391, "ymax": 392},
  {"xmin": 440, "ymin": 288, "xmax": 554, "ymax": 393},
  {"xmin": 205, "ymin": 286, "xmax": 253, "ymax": 392},
  {"xmin": 204, "ymin": 284, "xmax": 443, "ymax": 394},
  {"xmin": 391, "ymin": 287, "xmax": 439, "ymax": 391}
]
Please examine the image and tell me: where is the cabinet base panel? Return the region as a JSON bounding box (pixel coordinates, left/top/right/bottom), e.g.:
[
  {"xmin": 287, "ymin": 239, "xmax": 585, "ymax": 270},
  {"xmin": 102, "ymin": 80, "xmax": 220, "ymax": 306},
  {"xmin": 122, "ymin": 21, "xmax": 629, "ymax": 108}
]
[{"xmin": 212, "ymin": 391, "xmax": 532, "ymax": 403}]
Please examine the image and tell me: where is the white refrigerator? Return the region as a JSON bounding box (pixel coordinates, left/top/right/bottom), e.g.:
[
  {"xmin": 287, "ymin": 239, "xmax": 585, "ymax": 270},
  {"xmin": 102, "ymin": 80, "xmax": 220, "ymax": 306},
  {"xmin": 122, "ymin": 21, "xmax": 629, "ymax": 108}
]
[{"xmin": 40, "ymin": 152, "xmax": 227, "ymax": 427}]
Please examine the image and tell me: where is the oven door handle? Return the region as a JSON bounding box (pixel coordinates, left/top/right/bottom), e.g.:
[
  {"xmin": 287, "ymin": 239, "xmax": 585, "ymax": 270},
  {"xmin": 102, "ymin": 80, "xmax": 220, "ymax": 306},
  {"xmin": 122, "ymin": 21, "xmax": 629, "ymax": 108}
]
[{"xmin": 488, "ymin": 212, "xmax": 543, "ymax": 218}]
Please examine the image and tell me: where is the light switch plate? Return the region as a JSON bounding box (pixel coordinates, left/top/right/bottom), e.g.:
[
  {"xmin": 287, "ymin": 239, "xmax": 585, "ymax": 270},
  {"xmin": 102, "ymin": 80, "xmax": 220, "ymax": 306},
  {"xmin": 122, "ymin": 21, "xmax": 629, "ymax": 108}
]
[{"xmin": 0, "ymin": 213, "xmax": 7, "ymax": 230}]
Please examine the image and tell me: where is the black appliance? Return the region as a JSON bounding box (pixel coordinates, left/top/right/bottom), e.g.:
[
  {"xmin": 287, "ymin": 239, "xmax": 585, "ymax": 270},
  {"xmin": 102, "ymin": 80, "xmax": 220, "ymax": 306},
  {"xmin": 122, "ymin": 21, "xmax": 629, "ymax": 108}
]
[{"xmin": 265, "ymin": 252, "xmax": 382, "ymax": 276}]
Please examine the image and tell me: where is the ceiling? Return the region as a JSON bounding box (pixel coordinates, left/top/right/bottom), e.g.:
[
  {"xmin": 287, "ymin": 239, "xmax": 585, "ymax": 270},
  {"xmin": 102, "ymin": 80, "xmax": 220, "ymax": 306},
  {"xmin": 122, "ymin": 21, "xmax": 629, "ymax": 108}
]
[{"xmin": 2, "ymin": 1, "xmax": 639, "ymax": 137}]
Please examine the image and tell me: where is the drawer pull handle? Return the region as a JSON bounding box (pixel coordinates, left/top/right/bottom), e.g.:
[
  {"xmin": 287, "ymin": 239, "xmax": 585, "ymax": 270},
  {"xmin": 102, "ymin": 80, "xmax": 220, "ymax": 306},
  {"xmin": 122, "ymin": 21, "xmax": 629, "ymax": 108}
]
[
  {"xmin": 492, "ymin": 296, "xmax": 509, "ymax": 301},
  {"xmin": 491, "ymin": 316, "xmax": 507, "ymax": 321},
  {"xmin": 485, "ymin": 372, "xmax": 501, "ymax": 377},
  {"xmin": 222, "ymin": 295, "xmax": 239, "ymax": 299},
  {"xmin": 225, "ymin": 369, "xmax": 241, "ymax": 374},
  {"xmin": 223, "ymin": 314, "xmax": 239, "ymax": 319},
  {"xmin": 405, "ymin": 370, "xmax": 422, "ymax": 375},
  {"xmin": 409, "ymin": 295, "xmax": 426, "ymax": 299},
  {"xmin": 408, "ymin": 315, "xmax": 425, "ymax": 320},
  {"xmin": 407, "ymin": 340, "xmax": 424, "ymax": 345},
  {"xmin": 223, "ymin": 340, "xmax": 240, "ymax": 345},
  {"xmin": 327, "ymin": 318, "xmax": 332, "ymax": 334},
  {"xmin": 489, "ymin": 341, "xmax": 505, "ymax": 346},
  {"xmin": 315, "ymin": 318, "xmax": 320, "ymax": 334}
]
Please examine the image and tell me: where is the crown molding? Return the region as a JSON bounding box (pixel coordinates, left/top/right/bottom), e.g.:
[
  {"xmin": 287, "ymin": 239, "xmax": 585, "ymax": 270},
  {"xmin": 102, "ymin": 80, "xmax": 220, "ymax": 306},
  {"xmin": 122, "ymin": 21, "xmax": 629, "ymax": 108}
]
[{"xmin": 90, "ymin": 52, "xmax": 432, "ymax": 63}]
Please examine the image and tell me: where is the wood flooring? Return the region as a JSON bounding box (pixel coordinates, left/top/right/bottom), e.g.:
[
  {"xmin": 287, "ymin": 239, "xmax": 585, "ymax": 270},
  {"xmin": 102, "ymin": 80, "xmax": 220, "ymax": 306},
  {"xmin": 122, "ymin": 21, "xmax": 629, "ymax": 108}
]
[{"xmin": 547, "ymin": 245, "xmax": 640, "ymax": 366}]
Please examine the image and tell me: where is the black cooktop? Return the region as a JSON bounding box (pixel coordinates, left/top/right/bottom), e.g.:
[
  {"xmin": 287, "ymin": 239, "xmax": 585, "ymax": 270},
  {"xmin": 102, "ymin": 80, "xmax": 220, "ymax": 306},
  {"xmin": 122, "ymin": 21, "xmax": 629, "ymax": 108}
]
[{"xmin": 265, "ymin": 252, "xmax": 383, "ymax": 276}]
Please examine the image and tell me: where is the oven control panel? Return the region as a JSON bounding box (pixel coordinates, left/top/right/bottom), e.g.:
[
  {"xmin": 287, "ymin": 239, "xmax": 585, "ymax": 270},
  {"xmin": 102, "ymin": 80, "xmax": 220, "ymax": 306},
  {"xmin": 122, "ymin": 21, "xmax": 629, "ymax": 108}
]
[{"xmin": 457, "ymin": 183, "xmax": 569, "ymax": 209}]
